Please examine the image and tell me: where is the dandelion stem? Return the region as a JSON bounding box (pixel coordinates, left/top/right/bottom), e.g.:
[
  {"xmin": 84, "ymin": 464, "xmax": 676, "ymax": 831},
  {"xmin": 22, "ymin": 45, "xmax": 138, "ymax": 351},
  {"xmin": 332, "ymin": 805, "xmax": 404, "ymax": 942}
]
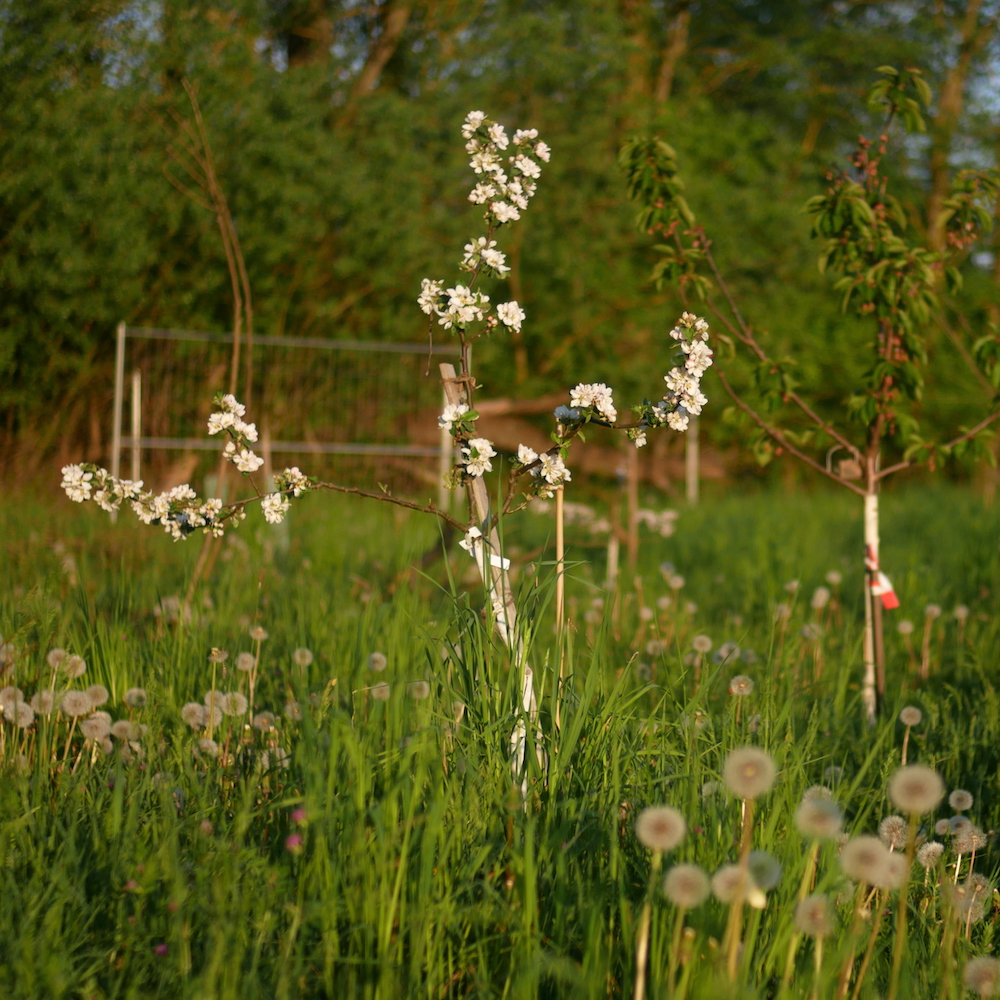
[
  {"xmin": 886, "ymin": 814, "xmax": 918, "ymax": 1000},
  {"xmin": 634, "ymin": 850, "xmax": 662, "ymax": 1000},
  {"xmin": 849, "ymin": 889, "xmax": 887, "ymax": 1000}
]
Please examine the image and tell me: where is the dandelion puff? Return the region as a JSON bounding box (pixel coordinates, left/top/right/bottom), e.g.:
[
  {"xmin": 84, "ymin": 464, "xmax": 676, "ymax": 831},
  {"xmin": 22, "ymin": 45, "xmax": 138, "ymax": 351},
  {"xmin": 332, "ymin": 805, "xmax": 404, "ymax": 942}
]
[
  {"xmin": 954, "ymin": 605, "xmax": 969, "ymax": 621},
  {"xmin": 723, "ymin": 747, "xmax": 777, "ymax": 799},
  {"xmin": 963, "ymin": 957, "xmax": 1000, "ymax": 997},
  {"xmin": 897, "ymin": 620, "xmax": 914, "ymax": 636},
  {"xmin": 635, "ymin": 806, "xmax": 686, "ymax": 851},
  {"xmin": 692, "ymin": 635, "xmax": 712, "ymax": 653},
  {"xmin": 4, "ymin": 701, "xmax": 34, "ymax": 728},
  {"xmin": 888, "ymin": 764, "xmax": 946, "ymax": 814},
  {"xmin": 810, "ymin": 587, "xmax": 831, "ymax": 610},
  {"xmin": 371, "ymin": 682, "xmax": 390, "ymax": 701},
  {"xmin": 840, "ymin": 835, "xmax": 892, "ymax": 886},
  {"xmin": 208, "ymin": 648, "xmax": 229, "ymax": 664},
  {"xmin": 934, "ymin": 818, "xmax": 952, "ymax": 836},
  {"xmin": 248, "ymin": 626, "xmax": 268, "ymax": 641},
  {"xmin": 221, "ymin": 692, "xmax": 248, "ymax": 716},
  {"xmin": 252, "ymin": 710, "xmax": 275, "ymax": 731},
  {"xmin": 181, "ymin": 702, "xmax": 206, "ymax": 729},
  {"xmin": 369, "ymin": 652, "xmax": 388, "ymax": 672},
  {"xmin": 260, "ymin": 746, "xmax": 290, "ymax": 770},
  {"xmin": 203, "ymin": 690, "xmax": 224, "ymax": 712},
  {"xmin": 236, "ymin": 652, "xmax": 256, "ymax": 672},
  {"xmin": 0, "ymin": 686, "xmax": 23, "ymax": 709},
  {"xmin": 878, "ymin": 853, "xmax": 909, "ymax": 890},
  {"xmin": 81, "ymin": 716, "xmax": 111, "ymax": 740},
  {"xmin": 60, "ymin": 690, "xmax": 92, "ymax": 716},
  {"xmin": 925, "ymin": 604, "xmax": 942, "ymax": 619},
  {"xmin": 878, "ymin": 815, "xmax": 909, "ymax": 850},
  {"xmin": 747, "ymin": 850, "xmax": 782, "ymax": 890},
  {"xmin": 916, "ymin": 841, "xmax": 944, "ymax": 869},
  {"xmin": 110, "ymin": 720, "xmax": 132, "ymax": 739},
  {"xmin": 949, "ymin": 789, "xmax": 974, "ymax": 812},
  {"xmin": 123, "ymin": 688, "xmax": 147, "ymax": 708},
  {"xmin": 823, "ymin": 765, "xmax": 845, "ymax": 784},
  {"xmin": 949, "ymin": 883, "xmax": 987, "ymax": 926},
  {"xmin": 898, "ymin": 706, "xmax": 922, "ymax": 727},
  {"xmin": 47, "ymin": 648, "xmax": 68, "ymax": 670},
  {"xmin": 196, "ymin": 738, "xmax": 220, "ymax": 758},
  {"xmin": 728, "ymin": 675, "xmax": 754, "ymax": 696},
  {"xmin": 795, "ymin": 798, "xmax": 844, "ymax": 840},
  {"xmin": 711, "ymin": 865, "xmax": 765, "ymax": 908},
  {"xmin": 87, "ymin": 684, "xmax": 110, "ymax": 708},
  {"xmin": 825, "ymin": 570, "xmax": 842, "ymax": 586},
  {"xmin": 950, "ymin": 815, "xmax": 972, "ymax": 835},
  {"xmin": 30, "ymin": 690, "xmax": 55, "ymax": 715},
  {"xmin": 954, "ymin": 824, "xmax": 987, "ymax": 855},
  {"xmin": 662, "ymin": 863, "xmax": 710, "ymax": 909},
  {"xmin": 292, "ymin": 648, "xmax": 313, "ymax": 668},
  {"xmin": 63, "ymin": 655, "xmax": 87, "ymax": 678},
  {"xmin": 407, "ymin": 680, "xmax": 431, "ymax": 700},
  {"xmin": 284, "ymin": 700, "xmax": 302, "ymax": 721},
  {"xmin": 794, "ymin": 894, "xmax": 834, "ymax": 937}
]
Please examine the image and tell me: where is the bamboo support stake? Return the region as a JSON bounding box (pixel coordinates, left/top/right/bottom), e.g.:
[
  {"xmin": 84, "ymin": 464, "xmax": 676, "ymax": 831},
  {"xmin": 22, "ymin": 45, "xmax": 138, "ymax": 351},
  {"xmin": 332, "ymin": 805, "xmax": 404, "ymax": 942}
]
[
  {"xmin": 555, "ymin": 484, "xmax": 565, "ymax": 731},
  {"xmin": 130, "ymin": 369, "xmax": 142, "ymax": 484},
  {"xmin": 439, "ymin": 363, "xmax": 539, "ymax": 786}
]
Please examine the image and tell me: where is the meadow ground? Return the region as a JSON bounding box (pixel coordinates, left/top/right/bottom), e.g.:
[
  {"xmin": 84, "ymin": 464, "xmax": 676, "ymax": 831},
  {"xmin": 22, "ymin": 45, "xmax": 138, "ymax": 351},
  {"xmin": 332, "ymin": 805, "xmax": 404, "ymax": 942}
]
[{"xmin": 2, "ymin": 480, "xmax": 999, "ymax": 999}]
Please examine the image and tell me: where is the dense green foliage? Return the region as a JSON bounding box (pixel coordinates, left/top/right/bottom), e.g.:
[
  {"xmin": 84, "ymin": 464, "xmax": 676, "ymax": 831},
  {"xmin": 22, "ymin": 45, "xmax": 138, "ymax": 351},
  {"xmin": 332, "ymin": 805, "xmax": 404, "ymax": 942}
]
[
  {"xmin": 2, "ymin": 485, "xmax": 1000, "ymax": 997},
  {"xmin": 2, "ymin": 1, "xmax": 999, "ymax": 482}
]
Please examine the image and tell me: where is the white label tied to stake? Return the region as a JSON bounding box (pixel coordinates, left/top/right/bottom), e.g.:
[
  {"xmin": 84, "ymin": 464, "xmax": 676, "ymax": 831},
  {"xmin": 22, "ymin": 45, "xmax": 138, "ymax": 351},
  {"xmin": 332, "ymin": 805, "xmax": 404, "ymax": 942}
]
[{"xmin": 459, "ymin": 526, "xmax": 511, "ymax": 572}]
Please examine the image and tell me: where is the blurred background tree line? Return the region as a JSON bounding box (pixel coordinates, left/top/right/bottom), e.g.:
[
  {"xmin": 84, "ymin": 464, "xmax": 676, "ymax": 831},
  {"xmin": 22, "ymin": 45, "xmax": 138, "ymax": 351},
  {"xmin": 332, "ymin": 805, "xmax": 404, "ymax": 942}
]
[{"xmin": 2, "ymin": 0, "xmax": 999, "ymax": 489}]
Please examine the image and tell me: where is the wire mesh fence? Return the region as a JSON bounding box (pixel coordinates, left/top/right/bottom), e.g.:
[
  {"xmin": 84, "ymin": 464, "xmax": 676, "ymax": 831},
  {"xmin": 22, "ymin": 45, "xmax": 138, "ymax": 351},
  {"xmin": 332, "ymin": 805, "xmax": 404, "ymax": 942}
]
[{"xmin": 112, "ymin": 325, "xmax": 461, "ymax": 499}]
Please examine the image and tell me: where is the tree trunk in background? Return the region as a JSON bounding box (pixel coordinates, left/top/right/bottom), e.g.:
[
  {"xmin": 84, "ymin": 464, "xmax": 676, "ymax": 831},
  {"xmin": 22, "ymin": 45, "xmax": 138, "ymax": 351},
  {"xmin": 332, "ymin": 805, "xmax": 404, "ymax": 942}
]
[
  {"xmin": 926, "ymin": 0, "xmax": 995, "ymax": 252},
  {"xmin": 340, "ymin": 0, "xmax": 413, "ymax": 121},
  {"xmin": 654, "ymin": 1, "xmax": 690, "ymax": 104}
]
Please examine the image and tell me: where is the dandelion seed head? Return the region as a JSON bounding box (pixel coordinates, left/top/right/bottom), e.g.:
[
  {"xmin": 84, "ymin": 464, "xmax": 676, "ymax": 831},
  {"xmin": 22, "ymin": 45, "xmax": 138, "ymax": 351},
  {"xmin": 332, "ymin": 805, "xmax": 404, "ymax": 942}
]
[
  {"xmin": 635, "ymin": 806, "xmax": 687, "ymax": 852},
  {"xmin": 81, "ymin": 716, "xmax": 112, "ymax": 740},
  {"xmin": 774, "ymin": 603, "xmax": 791, "ymax": 622},
  {"xmin": 810, "ymin": 587, "xmax": 831, "ymax": 610},
  {"xmin": 662, "ymin": 863, "xmax": 710, "ymax": 909},
  {"xmin": 197, "ymin": 738, "xmax": 219, "ymax": 758},
  {"xmin": 916, "ymin": 841, "xmax": 944, "ymax": 869},
  {"xmin": 954, "ymin": 605, "xmax": 969, "ymax": 621},
  {"xmin": 747, "ymin": 850, "xmax": 782, "ymax": 890},
  {"xmin": 0, "ymin": 686, "xmax": 23, "ymax": 709},
  {"xmin": 252, "ymin": 710, "xmax": 275, "ymax": 731},
  {"xmin": 371, "ymin": 682, "xmax": 390, "ymax": 701},
  {"xmin": 292, "ymin": 647, "xmax": 314, "ymax": 667},
  {"xmin": 879, "ymin": 852, "xmax": 909, "ymax": 890},
  {"xmin": 47, "ymin": 648, "xmax": 68, "ymax": 670},
  {"xmin": 711, "ymin": 865, "xmax": 765, "ymax": 908},
  {"xmin": 221, "ymin": 691, "xmax": 248, "ymax": 716},
  {"xmin": 236, "ymin": 652, "xmax": 256, "ymax": 672},
  {"xmin": 949, "ymin": 789, "xmax": 974, "ymax": 812},
  {"xmin": 728, "ymin": 675, "xmax": 754, "ymax": 697},
  {"xmin": 954, "ymin": 824, "xmax": 987, "ymax": 855},
  {"xmin": 181, "ymin": 702, "xmax": 206, "ymax": 729},
  {"xmin": 825, "ymin": 570, "xmax": 842, "ymax": 586},
  {"xmin": 60, "ymin": 690, "xmax": 92, "ymax": 716},
  {"xmin": 123, "ymin": 687, "xmax": 147, "ymax": 708},
  {"xmin": 63, "ymin": 655, "xmax": 87, "ymax": 678},
  {"xmin": 840, "ymin": 835, "xmax": 892, "ymax": 885},
  {"xmin": 110, "ymin": 720, "xmax": 133, "ymax": 739},
  {"xmin": 823, "ymin": 765, "xmax": 845, "ymax": 783},
  {"xmin": 935, "ymin": 819, "xmax": 952, "ymax": 836},
  {"xmin": 30, "ymin": 690, "xmax": 55, "ymax": 715},
  {"xmin": 950, "ymin": 815, "xmax": 972, "ymax": 834},
  {"xmin": 723, "ymin": 747, "xmax": 777, "ymax": 799},
  {"xmin": 208, "ymin": 648, "xmax": 229, "ymax": 664},
  {"xmin": 898, "ymin": 706, "xmax": 922, "ymax": 727},
  {"xmin": 795, "ymin": 798, "xmax": 844, "ymax": 840},
  {"xmin": 87, "ymin": 684, "xmax": 110, "ymax": 708},
  {"xmin": 260, "ymin": 746, "xmax": 290, "ymax": 770},
  {"xmin": 284, "ymin": 700, "xmax": 302, "ymax": 721},
  {"xmin": 668, "ymin": 575, "xmax": 685, "ymax": 590},
  {"xmin": 878, "ymin": 815, "xmax": 909, "ymax": 850},
  {"xmin": 888, "ymin": 764, "xmax": 946, "ymax": 814},
  {"xmin": 963, "ymin": 956, "xmax": 1000, "ymax": 997},
  {"xmin": 692, "ymin": 635, "xmax": 712, "ymax": 653},
  {"xmin": 949, "ymin": 883, "xmax": 988, "ymax": 925},
  {"xmin": 4, "ymin": 701, "xmax": 34, "ymax": 728},
  {"xmin": 794, "ymin": 894, "xmax": 834, "ymax": 937},
  {"xmin": 713, "ymin": 641, "xmax": 740, "ymax": 664},
  {"xmin": 369, "ymin": 652, "xmax": 388, "ymax": 672},
  {"xmin": 925, "ymin": 603, "xmax": 942, "ymax": 618},
  {"xmin": 407, "ymin": 680, "xmax": 431, "ymax": 700},
  {"xmin": 249, "ymin": 626, "xmax": 269, "ymax": 641},
  {"xmin": 897, "ymin": 619, "xmax": 914, "ymax": 635}
]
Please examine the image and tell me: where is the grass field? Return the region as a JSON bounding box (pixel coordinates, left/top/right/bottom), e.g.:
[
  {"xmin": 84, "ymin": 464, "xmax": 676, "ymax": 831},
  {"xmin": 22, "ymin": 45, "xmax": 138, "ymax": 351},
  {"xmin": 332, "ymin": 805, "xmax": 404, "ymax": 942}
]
[{"xmin": 2, "ymin": 480, "xmax": 999, "ymax": 999}]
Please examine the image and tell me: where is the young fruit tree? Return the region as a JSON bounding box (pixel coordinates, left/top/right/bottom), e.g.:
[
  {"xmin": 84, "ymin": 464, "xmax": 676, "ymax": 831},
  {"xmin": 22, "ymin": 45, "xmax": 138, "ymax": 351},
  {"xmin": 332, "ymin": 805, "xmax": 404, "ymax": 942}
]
[
  {"xmin": 620, "ymin": 66, "xmax": 1000, "ymax": 722},
  {"xmin": 61, "ymin": 110, "xmax": 712, "ymax": 782}
]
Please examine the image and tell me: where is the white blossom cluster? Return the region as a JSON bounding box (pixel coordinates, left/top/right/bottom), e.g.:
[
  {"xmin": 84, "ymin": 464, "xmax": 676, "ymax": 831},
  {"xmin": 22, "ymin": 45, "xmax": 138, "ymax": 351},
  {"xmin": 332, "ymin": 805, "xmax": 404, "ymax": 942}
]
[
  {"xmin": 438, "ymin": 402, "xmax": 470, "ymax": 432},
  {"xmin": 461, "ymin": 437, "xmax": 496, "ymax": 478},
  {"xmin": 513, "ymin": 443, "xmax": 572, "ymax": 498},
  {"xmin": 460, "ymin": 237, "xmax": 510, "ymax": 277},
  {"xmin": 569, "ymin": 383, "xmax": 618, "ymax": 424},
  {"xmin": 461, "ymin": 111, "xmax": 549, "ymax": 225},
  {"xmin": 656, "ymin": 312, "xmax": 712, "ymax": 433},
  {"xmin": 61, "ymin": 398, "xmax": 314, "ymax": 538}
]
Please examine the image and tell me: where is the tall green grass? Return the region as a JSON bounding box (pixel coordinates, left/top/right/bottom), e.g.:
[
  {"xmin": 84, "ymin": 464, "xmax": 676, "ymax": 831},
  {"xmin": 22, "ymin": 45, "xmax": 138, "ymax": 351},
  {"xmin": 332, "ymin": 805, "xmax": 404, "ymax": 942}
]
[{"xmin": 1, "ymin": 484, "xmax": 998, "ymax": 998}]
